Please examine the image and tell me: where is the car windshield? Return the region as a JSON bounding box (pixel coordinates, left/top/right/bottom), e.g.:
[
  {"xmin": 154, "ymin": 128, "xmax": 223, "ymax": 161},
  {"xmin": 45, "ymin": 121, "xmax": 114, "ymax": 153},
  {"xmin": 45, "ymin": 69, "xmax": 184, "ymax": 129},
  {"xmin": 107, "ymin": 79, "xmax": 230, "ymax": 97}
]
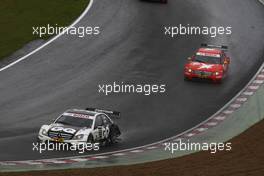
[
  {"xmin": 194, "ymin": 55, "xmax": 221, "ymax": 64},
  {"xmin": 56, "ymin": 115, "xmax": 93, "ymax": 128}
]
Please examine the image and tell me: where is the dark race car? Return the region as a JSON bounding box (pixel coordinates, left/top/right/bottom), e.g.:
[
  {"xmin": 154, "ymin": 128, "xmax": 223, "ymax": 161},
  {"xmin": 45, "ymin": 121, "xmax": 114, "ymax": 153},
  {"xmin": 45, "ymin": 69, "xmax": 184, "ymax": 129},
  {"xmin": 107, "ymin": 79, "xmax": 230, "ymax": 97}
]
[{"xmin": 140, "ymin": 0, "xmax": 168, "ymax": 4}]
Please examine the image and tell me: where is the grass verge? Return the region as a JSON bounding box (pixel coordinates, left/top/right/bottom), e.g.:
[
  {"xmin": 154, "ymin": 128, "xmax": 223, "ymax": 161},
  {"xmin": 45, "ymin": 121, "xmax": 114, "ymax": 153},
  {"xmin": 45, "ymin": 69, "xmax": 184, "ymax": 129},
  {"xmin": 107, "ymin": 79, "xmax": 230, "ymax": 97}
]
[{"xmin": 0, "ymin": 0, "xmax": 89, "ymax": 60}]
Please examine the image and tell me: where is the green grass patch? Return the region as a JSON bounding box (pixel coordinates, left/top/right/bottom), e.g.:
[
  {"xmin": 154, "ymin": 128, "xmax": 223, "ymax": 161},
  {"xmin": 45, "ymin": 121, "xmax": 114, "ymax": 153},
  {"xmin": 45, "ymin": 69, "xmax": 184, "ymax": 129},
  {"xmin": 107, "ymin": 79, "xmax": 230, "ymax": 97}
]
[{"xmin": 0, "ymin": 0, "xmax": 89, "ymax": 59}]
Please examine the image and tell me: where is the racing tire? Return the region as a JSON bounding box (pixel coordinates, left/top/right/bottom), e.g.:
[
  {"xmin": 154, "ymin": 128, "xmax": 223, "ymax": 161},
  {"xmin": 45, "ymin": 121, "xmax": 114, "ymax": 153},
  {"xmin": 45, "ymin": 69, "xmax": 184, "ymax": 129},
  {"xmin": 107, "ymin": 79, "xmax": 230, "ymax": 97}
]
[
  {"xmin": 184, "ymin": 76, "xmax": 191, "ymax": 81},
  {"xmin": 87, "ymin": 135, "xmax": 94, "ymax": 144},
  {"xmin": 108, "ymin": 125, "xmax": 121, "ymax": 145},
  {"xmin": 36, "ymin": 137, "xmax": 42, "ymax": 143},
  {"xmin": 108, "ymin": 130, "xmax": 118, "ymax": 144},
  {"xmin": 36, "ymin": 136, "xmax": 46, "ymax": 144}
]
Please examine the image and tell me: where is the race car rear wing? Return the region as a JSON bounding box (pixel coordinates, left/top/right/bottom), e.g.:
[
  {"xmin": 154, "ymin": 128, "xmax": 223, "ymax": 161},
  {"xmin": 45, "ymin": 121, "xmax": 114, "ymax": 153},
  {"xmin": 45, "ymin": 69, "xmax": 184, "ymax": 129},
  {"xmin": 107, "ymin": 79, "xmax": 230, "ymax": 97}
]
[
  {"xmin": 201, "ymin": 43, "xmax": 228, "ymax": 50},
  {"xmin": 85, "ymin": 107, "xmax": 120, "ymax": 117}
]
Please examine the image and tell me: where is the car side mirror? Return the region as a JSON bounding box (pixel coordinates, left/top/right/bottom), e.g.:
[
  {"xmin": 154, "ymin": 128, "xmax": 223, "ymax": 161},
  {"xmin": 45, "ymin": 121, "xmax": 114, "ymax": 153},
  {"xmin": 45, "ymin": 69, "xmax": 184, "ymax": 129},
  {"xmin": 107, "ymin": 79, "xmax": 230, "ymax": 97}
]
[{"xmin": 187, "ymin": 57, "xmax": 192, "ymax": 61}]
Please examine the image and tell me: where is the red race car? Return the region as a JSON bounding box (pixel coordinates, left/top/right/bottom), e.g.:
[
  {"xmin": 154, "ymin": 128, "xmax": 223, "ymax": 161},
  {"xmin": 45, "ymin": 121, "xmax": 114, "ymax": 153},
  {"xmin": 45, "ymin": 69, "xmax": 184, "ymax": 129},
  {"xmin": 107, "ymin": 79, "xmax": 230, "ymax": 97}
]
[{"xmin": 184, "ymin": 44, "xmax": 230, "ymax": 83}]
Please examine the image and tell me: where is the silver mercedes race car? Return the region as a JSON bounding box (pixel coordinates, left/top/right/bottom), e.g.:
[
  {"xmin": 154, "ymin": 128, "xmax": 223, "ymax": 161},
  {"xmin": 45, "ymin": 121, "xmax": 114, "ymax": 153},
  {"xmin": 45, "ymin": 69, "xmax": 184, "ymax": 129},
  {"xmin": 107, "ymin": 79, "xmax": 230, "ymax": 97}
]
[{"xmin": 38, "ymin": 108, "xmax": 121, "ymax": 146}]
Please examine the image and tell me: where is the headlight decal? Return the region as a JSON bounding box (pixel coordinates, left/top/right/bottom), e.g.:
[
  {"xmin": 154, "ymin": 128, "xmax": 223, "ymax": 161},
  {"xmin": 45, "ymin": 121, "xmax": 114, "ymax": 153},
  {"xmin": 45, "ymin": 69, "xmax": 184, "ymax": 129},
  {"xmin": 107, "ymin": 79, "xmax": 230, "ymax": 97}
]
[{"xmin": 73, "ymin": 134, "xmax": 85, "ymax": 140}]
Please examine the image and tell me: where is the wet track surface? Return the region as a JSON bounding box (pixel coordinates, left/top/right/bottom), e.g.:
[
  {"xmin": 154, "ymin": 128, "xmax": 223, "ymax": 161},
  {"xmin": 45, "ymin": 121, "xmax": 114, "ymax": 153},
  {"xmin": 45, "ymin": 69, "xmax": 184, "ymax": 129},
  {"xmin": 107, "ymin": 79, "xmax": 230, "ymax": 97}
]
[{"xmin": 0, "ymin": 0, "xmax": 263, "ymax": 161}]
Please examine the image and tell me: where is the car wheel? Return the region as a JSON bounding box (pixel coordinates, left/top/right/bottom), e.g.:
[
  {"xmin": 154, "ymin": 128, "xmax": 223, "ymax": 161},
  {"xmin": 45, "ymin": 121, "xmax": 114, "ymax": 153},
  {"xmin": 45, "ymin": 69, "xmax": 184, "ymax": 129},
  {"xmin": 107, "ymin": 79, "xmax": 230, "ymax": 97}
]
[
  {"xmin": 184, "ymin": 76, "xmax": 191, "ymax": 81},
  {"xmin": 36, "ymin": 137, "xmax": 43, "ymax": 143},
  {"xmin": 108, "ymin": 128, "xmax": 119, "ymax": 145},
  {"xmin": 87, "ymin": 135, "xmax": 94, "ymax": 144}
]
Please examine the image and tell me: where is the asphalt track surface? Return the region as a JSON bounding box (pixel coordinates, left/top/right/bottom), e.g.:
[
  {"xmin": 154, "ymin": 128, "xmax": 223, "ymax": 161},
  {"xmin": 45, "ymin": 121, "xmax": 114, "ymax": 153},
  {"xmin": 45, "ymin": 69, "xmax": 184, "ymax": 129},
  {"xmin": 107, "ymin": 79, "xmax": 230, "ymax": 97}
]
[{"xmin": 0, "ymin": 0, "xmax": 263, "ymax": 161}]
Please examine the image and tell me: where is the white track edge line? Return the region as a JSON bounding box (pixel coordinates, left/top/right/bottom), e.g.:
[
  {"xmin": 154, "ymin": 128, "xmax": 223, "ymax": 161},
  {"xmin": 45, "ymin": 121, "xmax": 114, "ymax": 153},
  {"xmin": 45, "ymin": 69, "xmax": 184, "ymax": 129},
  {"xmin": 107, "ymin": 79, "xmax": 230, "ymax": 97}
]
[
  {"xmin": 259, "ymin": 0, "xmax": 264, "ymax": 5},
  {"xmin": 0, "ymin": 0, "xmax": 94, "ymax": 72}
]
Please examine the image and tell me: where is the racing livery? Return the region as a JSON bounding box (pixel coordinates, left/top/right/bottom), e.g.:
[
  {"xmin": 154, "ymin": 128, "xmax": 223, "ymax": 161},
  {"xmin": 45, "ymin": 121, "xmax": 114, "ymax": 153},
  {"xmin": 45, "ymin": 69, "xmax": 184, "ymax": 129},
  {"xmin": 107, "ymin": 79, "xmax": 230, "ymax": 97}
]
[
  {"xmin": 38, "ymin": 108, "xmax": 121, "ymax": 146},
  {"xmin": 184, "ymin": 44, "xmax": 230, "ymax": 83}
]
